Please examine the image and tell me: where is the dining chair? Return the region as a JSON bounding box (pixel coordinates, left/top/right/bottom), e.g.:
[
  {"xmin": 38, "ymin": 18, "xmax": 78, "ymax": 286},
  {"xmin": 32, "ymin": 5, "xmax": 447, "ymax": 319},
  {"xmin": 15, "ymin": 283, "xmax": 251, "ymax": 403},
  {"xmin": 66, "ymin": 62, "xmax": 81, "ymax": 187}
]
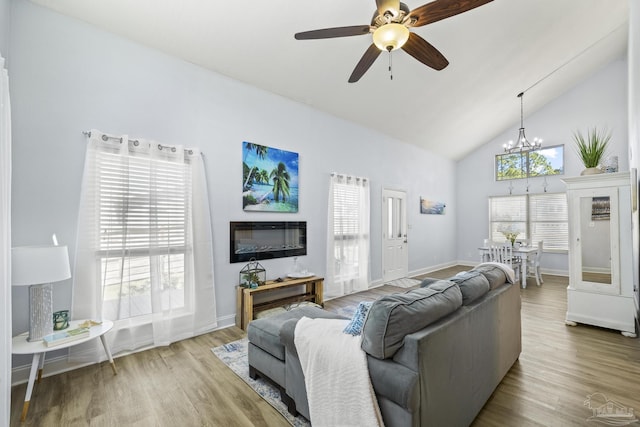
[
  {"xmin": 489, "ymin": 243, "xmax": 520, "ymax": 280},
  {"xmin": 526, "ymin": 240, "xmax": 544, "ymax": 286},
  {"xmin": 481, "ymin": 240, "xmax": 497, "ymax": 262}
]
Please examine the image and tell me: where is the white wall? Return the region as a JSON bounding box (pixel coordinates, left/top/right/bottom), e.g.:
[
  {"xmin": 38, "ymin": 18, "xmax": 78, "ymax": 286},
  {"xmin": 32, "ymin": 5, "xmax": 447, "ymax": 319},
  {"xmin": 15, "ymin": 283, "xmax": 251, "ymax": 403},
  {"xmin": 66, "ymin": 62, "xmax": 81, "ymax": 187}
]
[
  {"xmin": 629, "ymin": 0, "xmax": 640, "ymax": 310},
  {"xmin": 0, "ymin": 0, "xmax": 9, "ymax": 57},
  {"xmin": 456, "ymin": 58, "xmax": 629, "ymax": 274},
  {"xmin": 8, "ymin": 0, "xmax": 457, "ymax": 369},
  {"xmin": 0, "ymin": 0, "xmax": 11, "ymax": 422}
]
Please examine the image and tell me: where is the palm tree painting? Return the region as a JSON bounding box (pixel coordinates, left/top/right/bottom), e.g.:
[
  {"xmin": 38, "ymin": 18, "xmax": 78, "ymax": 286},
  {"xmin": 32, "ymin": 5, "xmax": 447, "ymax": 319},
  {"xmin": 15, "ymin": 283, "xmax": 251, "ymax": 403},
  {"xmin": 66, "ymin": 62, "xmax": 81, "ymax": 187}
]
[{"xmin": 242, "ymin": 141, "xmax": 298, "ymax": 212}]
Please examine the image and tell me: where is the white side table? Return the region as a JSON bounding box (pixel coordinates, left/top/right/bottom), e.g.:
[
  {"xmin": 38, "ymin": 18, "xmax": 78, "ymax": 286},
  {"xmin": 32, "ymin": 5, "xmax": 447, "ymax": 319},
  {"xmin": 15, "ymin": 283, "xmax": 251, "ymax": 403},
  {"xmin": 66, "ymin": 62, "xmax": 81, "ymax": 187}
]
[{"xmin": 12, "ymin": 319, "xmax": 117, "ymax": 421}]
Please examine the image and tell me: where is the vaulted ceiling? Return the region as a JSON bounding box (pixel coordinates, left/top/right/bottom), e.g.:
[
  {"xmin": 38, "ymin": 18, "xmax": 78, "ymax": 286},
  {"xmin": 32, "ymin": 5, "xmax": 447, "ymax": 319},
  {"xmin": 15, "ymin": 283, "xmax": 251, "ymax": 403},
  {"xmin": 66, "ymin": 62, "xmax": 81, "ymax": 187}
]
[{"xmin": 30, "ymin": 0, "xmax": 629, "ymax": 159}]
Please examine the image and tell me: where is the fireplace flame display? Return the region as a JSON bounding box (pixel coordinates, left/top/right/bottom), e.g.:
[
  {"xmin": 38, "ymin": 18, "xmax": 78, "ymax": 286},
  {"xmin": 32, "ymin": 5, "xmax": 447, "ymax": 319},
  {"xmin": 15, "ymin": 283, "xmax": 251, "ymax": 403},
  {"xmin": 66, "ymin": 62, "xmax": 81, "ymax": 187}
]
[{"xmin": 230, "ymin": 221, "xmax": 307, "ymax": 263}]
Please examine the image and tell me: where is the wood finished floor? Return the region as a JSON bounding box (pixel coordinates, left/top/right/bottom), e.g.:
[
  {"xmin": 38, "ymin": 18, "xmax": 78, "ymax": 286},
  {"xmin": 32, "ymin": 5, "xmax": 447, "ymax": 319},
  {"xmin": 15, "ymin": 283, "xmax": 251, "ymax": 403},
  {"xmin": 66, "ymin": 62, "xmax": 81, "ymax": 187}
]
[{"xmin": 10, "ymin": 266, "xmax": 640, "ymax": 426}]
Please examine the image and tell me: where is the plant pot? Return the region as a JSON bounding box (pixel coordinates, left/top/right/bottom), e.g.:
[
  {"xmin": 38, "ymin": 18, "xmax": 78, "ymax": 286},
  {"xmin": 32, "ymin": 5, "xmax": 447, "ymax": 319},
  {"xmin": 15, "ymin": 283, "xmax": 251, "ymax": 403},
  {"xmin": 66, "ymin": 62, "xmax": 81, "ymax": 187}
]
[{"xmin": 580, "ymin": 167, "xmax": 603, "ymax": 176}]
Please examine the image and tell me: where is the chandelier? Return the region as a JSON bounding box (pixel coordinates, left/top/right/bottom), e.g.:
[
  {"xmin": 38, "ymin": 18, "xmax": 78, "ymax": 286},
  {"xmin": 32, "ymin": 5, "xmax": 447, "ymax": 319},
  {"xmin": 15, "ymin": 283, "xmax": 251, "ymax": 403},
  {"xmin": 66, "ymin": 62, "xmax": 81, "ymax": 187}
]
[{"xmin": 503, "ymin": 92, "xmax": 542, "ymax": 153}]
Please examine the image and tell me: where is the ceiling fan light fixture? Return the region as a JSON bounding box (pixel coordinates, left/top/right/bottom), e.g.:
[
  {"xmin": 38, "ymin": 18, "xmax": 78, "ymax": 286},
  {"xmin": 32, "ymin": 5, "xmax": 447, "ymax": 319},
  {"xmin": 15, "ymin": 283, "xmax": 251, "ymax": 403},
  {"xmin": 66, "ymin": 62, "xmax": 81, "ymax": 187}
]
[{"xmin": 372, "ymin": 23, "xmax": 409, "ymax": 51}]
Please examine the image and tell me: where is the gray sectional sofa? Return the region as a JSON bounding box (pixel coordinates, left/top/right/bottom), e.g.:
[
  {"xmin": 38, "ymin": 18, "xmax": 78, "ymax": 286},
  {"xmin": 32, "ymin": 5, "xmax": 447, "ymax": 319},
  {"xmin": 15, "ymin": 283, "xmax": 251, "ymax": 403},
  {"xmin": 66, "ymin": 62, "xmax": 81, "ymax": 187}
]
[{"xmin": 247, "ymin": 263, "xmax": 521, "ymax": 427}]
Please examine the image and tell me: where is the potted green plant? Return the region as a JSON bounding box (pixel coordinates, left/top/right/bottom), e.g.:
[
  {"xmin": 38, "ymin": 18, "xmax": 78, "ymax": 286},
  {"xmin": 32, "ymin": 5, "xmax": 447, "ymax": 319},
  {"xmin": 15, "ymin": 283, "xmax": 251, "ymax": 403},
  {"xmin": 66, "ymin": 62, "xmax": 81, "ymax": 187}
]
[{"xmin": 573, "ymin": 127, "xmax": 611, "ymax": 175}]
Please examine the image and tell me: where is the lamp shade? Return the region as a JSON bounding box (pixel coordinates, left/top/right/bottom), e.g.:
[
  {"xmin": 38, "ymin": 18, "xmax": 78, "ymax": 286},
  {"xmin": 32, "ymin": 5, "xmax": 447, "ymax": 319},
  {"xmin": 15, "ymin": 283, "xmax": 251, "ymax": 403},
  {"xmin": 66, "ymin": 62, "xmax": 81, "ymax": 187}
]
[
  {"xmin": 372, "ymin": 23, "xmax": 410, "ymax": 51},
  {"xmin": 12, "ymin": 245, "xmax": 71, "ymax": 286}
]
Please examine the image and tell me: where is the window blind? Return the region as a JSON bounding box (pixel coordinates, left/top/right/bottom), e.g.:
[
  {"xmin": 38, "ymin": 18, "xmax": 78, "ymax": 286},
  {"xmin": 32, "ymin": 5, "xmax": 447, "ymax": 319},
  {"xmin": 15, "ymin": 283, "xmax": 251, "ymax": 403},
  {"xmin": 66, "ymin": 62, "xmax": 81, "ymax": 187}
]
[
  {"xmin": 327, "ymin": 174, "xmax": 370, "ymax": 298},
  {"xmin": 489, "ymin": 195, "xmax": 527, "ymax": 242},
  {"xmin": 96, "ymin": 150, "xmax": 192, "ymax": 319},
  {"xmin": 489, "ymin": 193, "xmax": 568, "ymax": 251},
  {"xmin": 529, "ymin": 192, "xmax": 568, "ymax": 251},
  {"xmin": 333, "ymin": 183, "xmax": 361, "ymax": 237},
  {"xmin": 97, "ymin": 151, "xmax": 190, "ymax": 254}
]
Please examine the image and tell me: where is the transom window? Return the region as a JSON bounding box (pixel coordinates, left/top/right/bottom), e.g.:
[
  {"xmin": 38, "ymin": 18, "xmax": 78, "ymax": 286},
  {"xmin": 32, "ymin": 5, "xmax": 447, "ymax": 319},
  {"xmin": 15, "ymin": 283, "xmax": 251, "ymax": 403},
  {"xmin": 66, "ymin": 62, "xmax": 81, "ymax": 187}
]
[{"xmin": 496, "ymin": 145, "xmax": 565, "ymax": 181}]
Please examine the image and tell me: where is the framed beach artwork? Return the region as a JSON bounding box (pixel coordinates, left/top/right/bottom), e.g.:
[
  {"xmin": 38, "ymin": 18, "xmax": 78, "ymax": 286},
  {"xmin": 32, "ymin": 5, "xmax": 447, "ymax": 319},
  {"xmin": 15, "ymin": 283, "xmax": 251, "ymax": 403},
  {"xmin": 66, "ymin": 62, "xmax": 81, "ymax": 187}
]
[
  {"xmin": 242, "ymin": 141, "xmax": 299, "ymax": 212},
  {"xmin": 420, "ymin": 197, "xmax": 446, "ymax": 215}
]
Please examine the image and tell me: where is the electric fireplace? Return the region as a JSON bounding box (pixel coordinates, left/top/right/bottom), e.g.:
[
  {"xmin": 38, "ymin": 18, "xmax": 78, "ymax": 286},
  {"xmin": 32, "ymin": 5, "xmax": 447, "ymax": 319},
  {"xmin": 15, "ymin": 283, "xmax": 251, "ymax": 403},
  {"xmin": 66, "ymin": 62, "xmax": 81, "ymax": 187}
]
[{"xmin": 230, "ymin": 221, "xmax": 307, "ymax": 263}]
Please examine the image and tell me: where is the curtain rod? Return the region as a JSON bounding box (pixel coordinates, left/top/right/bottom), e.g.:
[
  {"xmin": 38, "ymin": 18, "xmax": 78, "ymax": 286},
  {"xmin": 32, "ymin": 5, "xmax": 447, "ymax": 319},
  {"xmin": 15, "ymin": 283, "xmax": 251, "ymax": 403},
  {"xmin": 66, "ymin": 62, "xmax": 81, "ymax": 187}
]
[
  {"xmin": 331, "ymin": 172, "xmax": 367, "ymax": 182},
  {"xmin": 83, "ymin": 130, "xmax": 139, "ymax": 145},
  {"xmin": 83, "ymin": 130, "xmax": 196, "ymax": 155}
]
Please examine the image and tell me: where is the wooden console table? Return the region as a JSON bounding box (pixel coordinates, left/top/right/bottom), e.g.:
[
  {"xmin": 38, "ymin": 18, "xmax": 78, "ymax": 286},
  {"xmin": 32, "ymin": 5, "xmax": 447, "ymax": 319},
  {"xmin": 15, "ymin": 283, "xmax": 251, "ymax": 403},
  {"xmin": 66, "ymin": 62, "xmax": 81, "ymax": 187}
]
[{"xmin": 236, "ymin": 276, "xmax": 324, "ymax": 331}]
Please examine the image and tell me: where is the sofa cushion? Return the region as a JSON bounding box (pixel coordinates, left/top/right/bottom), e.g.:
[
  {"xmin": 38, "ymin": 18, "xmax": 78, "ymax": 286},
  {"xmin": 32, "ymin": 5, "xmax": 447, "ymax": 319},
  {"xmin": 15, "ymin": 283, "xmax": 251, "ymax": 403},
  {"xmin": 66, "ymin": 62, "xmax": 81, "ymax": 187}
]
[
  {"xmin": 361, "ymin": 280, "xmax": 463, "ymax": 359},
  {"xmin": 448, "ymin": 270, "xmax": 490, "ymax": 305},
  {"xmin": 418, "ymin": 277, "xmax": 441, "ymax": 288},
  {"xmin": 248, "ymin": 306, "xmax": 331, "ymax": 361},
  {"xmin": 472, "ymin": 263, "xmax": 510, "ymax": 289}
]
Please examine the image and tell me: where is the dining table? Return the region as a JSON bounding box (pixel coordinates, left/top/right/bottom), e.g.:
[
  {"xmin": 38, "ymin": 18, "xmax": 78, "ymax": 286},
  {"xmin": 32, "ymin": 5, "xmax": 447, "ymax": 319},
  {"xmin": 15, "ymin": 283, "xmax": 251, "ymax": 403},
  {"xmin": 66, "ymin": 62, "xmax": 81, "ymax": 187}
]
[{"xmin": 478, "ymin": 245, "xmax": 539, "ymax": 288}]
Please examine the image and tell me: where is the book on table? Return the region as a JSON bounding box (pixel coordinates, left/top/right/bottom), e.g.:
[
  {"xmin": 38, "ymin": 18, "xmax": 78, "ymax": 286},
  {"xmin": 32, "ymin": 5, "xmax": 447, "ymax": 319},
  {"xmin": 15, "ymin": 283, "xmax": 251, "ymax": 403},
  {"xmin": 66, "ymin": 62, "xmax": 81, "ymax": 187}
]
[{"xmin": 43, "ymin": 327, "xmax": 91, "ymax": 347}]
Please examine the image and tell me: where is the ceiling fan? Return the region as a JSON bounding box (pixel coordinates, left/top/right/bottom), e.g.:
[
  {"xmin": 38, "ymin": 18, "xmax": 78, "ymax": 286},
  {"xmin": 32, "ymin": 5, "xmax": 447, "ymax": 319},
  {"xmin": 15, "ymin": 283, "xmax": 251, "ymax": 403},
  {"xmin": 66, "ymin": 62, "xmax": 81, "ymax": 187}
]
[{"xmin": 294, "ymin": 0, "xmax": 493, "ymax": 83}]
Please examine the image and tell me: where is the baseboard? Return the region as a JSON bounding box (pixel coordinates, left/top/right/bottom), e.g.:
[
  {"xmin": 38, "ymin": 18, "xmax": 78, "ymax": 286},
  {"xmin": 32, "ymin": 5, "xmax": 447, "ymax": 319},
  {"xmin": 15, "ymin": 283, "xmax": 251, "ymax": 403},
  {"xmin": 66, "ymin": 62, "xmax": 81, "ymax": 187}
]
[
  {"xmin": 215, "ymin": 313, "xmax": 236, "ymax": 329},
  {"xmin": 16, "ymin": 264, "xmax": 570, "ymax": 386},
  {"xmin": 409, "ymin": 260, "xmax": 464, "ymax": 277},
  {"xmin": 11, "ymin": 316, "xmax": 238, "ymax": 386},
  {"xmin": 368, "ymin": 261, "xmax": 462, "ymax": 288},
  {"xmin": 539, "ymin": 268, "xmax": 569, "ymax": 277},
  {"xmin": 11, "ymin": 354, "xmax": 98, "ymax": 386},
  {"xmin": 413, "ymin": 261, "xmax": 569, "ymax": 279}
]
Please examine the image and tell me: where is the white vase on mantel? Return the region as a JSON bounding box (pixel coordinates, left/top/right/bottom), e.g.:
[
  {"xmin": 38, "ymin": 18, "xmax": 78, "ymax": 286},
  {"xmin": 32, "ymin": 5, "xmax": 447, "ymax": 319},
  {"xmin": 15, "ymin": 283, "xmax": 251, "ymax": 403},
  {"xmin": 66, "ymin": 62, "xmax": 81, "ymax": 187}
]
[{"xmin": 580, "ymin": 167, "xmax": 603, "ymax": 176}]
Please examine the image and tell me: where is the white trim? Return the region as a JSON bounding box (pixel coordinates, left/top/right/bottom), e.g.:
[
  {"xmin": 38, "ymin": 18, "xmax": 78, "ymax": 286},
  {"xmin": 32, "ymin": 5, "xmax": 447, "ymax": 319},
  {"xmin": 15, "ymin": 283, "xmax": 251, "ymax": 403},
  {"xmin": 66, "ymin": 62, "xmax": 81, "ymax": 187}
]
[
  {"xmin": 0, "ymin": 52, "xmax": 11, "ymax": 427},
  {"xmin": 409, "ymin": 260, "xmax": 461, "ymax": 278},
  {"xmin": 11, "ymin": 355, "xmax": 93, "ymax": 386},
  {"xmin": 381, "ymin": 188, "xmax": 408, "ymax": 282},
  {"xmin": 11, "ymin": 316, "xmax": 237, "ymax": 386}
]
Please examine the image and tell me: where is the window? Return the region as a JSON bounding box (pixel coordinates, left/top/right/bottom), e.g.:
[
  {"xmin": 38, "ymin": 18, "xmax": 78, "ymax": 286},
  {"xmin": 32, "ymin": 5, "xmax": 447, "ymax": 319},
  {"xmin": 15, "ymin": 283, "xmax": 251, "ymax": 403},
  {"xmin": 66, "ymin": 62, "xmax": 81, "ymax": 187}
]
[
  {"xmin": 528, "ymin": 193, "xmax": 569, "ymax": 251},
  {"xmin": 489, "ymin": 192, "xmax": 568, "ymax": 251},
  {"xmin": 496, "ymin": 145, "xmax": 564, "ymax": 181},
  {"xmin": 326, "ymin": 174, "xmax": 370, "ymax": 298},
  {"xmin": 490, "ymin": 195, "xmax": 527, "ymax": 242},
  {"xmin": 73, "ymin": 131, "xmax": 217, "ymax": 356},
  {"xmin": 97, "ymin": 150, "xmax": 191, "ymax": 320}
]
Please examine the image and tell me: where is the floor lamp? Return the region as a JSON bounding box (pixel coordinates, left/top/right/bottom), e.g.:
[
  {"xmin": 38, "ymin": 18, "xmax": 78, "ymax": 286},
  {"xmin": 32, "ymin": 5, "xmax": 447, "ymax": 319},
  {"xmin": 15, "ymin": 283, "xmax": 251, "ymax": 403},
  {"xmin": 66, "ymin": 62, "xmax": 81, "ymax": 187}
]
[{"xmin": 12, "ymin": 245, "xmax": 71, "ymax": 341}]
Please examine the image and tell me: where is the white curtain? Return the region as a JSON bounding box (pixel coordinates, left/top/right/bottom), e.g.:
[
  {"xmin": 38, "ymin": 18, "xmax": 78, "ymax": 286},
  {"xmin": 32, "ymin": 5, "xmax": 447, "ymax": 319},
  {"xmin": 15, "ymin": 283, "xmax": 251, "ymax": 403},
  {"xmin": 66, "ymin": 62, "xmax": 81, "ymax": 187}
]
[
  {"xmin": 0, "ymin": 53, "xmax": 12, "ymax": 426},
  {"xmin": 71, "ymin": 130, "xmax": 216, "ymax": 361},
  {"xmin": 326, "ymin": 173, "xmax": 370, "ymax": 299}
]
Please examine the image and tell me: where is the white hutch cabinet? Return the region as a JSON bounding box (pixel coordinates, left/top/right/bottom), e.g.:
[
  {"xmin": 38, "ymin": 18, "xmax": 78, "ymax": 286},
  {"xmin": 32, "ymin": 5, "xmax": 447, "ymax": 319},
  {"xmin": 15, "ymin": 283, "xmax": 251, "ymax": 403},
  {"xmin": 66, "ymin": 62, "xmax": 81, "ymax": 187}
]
[{"xmin": 563, "ymin": 172, "xmax": 636, "ymax": 337}]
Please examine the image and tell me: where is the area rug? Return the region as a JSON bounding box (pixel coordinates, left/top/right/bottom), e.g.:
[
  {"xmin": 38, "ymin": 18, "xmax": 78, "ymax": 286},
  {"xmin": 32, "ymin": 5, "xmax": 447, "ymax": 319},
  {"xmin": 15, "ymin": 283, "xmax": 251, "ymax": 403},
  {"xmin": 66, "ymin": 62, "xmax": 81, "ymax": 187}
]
[
  {"xmin": 385, "ymin": 277, "xmax": 422, "ymax": 288},
  {"xmin": 211, "ymin": 338, "xmax": 310, "ymax": 427}
]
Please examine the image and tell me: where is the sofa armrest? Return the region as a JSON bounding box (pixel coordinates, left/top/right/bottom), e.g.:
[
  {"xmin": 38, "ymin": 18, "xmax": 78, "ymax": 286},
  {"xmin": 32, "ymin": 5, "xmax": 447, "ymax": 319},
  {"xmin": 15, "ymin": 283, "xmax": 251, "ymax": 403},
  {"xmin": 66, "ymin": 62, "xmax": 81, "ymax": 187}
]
[
  {"xmin": 367, "ymin": 356, "xmax": 419, "ymax": 411},
  {"xmin": 280, "ymin": 318, "xmax": 299, "ymax": 358},
  {"xmin": 280, "ymin": 309, "xmax": 348, "ymax": 358},
  {"xmin": 279, "ymin": 311, "xmax": 349, "ymax": 420}
]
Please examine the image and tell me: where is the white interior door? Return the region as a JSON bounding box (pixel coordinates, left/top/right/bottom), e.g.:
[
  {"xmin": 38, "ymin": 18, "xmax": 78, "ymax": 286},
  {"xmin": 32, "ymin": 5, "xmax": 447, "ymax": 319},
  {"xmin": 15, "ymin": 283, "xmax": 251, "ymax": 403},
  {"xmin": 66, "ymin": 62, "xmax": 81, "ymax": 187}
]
[{"xmin": 382, "ymin": 189, "xmax": 408, "ymax": 282}]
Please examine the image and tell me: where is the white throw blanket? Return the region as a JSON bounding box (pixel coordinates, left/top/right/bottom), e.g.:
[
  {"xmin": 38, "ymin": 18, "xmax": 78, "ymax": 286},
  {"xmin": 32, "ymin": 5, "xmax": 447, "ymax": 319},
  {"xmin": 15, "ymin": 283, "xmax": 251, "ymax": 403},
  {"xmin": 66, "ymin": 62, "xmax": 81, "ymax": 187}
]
[
  {"xmin": 294, "ymin": 317, "xmax": 384, "ymax": 427},
  {"xmin": 472, "ymin": 261, "xmax": 516, "ymax": 283}
]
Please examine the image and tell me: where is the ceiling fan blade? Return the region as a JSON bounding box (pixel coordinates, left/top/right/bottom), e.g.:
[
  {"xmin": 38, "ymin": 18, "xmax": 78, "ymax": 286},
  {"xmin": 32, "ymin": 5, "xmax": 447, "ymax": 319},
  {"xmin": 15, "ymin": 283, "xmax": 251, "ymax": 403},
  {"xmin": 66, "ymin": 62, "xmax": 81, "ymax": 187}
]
[
  {"xmin": 408, "ymin": 0, "xmax": 493, "ymax": 28},
  {"xmin": 376, "ymin": 0, "xmax": 401, "ymax": 16},
  {"xmin": 401, "ymin": 32, "xmax": 449, "ymax": 70},
  {"xmin": 349, "ymin": 44, "xmax": 382, "ymax": 83},
  {"xmin": 295, "ymin": 26, "xmax": 371, "ymax": 40}
]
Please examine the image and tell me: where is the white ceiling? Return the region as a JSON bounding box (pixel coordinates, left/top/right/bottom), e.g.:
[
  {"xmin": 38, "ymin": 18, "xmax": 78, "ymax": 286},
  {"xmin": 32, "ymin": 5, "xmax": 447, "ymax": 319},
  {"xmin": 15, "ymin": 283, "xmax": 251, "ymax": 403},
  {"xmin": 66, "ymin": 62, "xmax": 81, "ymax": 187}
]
[{"xmin": 29, "ymin": 0, "xmax": 629, "ymax": 160}]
